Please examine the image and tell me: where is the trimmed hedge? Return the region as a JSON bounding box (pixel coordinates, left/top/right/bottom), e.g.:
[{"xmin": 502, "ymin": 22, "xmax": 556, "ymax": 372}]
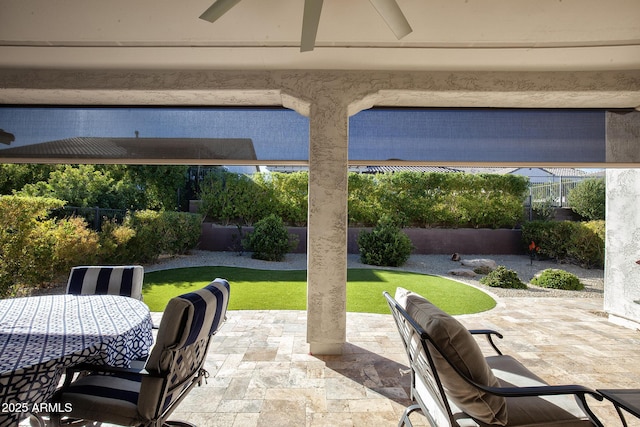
[{"xmin": 199, "ymin": 170, "xmax": 528, "ymax": 229}]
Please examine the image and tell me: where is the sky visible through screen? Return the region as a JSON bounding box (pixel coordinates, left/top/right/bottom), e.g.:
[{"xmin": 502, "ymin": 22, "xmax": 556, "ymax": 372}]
[{"xmin": 0, "ymin": 106, "xmax": 606, "ymax": 164}]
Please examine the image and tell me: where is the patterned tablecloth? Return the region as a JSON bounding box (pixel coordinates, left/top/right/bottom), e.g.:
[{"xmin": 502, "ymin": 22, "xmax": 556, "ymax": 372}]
[{"xmin": 0, "ymin": 294, "xmax": 154, "ymax": 425}]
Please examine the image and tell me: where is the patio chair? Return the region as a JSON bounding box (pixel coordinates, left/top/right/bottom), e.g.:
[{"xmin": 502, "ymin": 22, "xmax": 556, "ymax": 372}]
[
  {"xmin": 51, "ymin": 278, "xmax": 230, "ymax": 427},
  {"xmin": 66, "ymin": 265, "xmax": 144, "ymax": 300},
  {"xmin": 384, "ymin": 288, "xmax": 604, "ymax": 427}
]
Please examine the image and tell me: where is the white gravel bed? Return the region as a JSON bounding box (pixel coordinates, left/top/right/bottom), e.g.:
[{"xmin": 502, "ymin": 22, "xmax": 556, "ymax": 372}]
[{"xmin": 146, "ymin": 250, "xmax": 604, "ymax": 299}]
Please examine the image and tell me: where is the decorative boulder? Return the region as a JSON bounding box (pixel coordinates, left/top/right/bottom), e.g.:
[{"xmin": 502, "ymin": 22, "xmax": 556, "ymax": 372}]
[
  {"xmin": 448, "ymin": 269, "xmax": 478, "ymax": 278},
  {"xmin": 460, "ymin": 258, "xmax": 498, "ymax": 270}
]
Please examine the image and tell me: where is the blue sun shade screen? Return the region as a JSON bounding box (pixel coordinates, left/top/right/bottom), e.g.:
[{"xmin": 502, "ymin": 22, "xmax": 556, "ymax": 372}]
[
  {"xmin": 349, "ymin": 109, "xmax": 605, "ymax": 163},
  {"xmin": 0, "ymin": 107, "xmax": 310, "ymax": 163}
]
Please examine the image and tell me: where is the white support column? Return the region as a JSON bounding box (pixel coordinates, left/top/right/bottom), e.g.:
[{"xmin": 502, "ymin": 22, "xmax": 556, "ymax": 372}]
[
  {"xmin": 604, "ymin": 111, "xmax": 640, "ymax": 329},
  {"xmin": 306, "ymin": 98, "xmax": 349, "ymax": 355}
]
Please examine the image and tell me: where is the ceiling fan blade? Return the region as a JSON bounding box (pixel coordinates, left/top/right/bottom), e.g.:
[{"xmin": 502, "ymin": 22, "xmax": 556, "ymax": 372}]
[
  {"xmin": 199, "ymin": 0, "xmax": 242, "ymax": 23},
  {"xmin": 300, "ymin": 0, "xmax": 324, "ymax": 52},
  {"xmin": 368, "ymin": 0, "xmax": 412, "ymax": 39}
]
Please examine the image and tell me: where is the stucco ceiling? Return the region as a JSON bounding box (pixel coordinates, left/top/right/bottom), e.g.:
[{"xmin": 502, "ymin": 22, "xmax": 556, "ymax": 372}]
[{"xmin": 1, "ymin": 0, "xmax": 639, "ymax": 72}]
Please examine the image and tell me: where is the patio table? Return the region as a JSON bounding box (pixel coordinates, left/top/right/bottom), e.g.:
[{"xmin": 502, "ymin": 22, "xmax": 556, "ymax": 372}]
[{"xmin": 0, "ymin": 294, "xmax": 153, "ymax": 426}]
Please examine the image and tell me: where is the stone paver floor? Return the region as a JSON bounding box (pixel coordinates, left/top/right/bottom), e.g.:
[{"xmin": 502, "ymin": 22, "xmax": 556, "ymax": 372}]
[
  {"xmin": 22, "ymin": 297, "xmax": 640, "ymax": 426},
  {"xmin": 164, "ymin": 296, "xmax": 640, "ymax": 426}
]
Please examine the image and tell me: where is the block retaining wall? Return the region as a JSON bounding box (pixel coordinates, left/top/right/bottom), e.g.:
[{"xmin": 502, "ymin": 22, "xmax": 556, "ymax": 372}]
[{"xmin": 198, "ymin": 224, "xmax": 524, "ymax": 255}]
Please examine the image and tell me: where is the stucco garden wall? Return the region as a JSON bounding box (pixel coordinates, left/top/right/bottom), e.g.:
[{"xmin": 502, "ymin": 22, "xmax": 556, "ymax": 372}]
[{"xmin": 198, "ymin": 223, "xmax": 524, "ymax": 255}]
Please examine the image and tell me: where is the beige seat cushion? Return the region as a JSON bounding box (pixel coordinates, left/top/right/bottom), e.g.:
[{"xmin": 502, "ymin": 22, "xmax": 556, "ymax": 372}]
[
  {"xmin": 396, "ymin": 287, "xmax": 508, "ymax": 425},
  {"xmin": 487, "ymin": 355, "xmax": 594, "ymax": 426}
]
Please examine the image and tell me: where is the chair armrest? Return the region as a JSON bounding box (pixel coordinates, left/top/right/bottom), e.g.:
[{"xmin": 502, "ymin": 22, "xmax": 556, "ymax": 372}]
[
  {"xmin": 474, "ymin": 383, "xmax": 604, "ymax": 427},
  {"xmin": 61, "ymin": 362, "xmax": 164, "ymax": 389},
  {"xmin": 468, "ymin": 329, "xmax": 504, "ymax": 355},
  {"xmin": 480, "ymin": 383, "xmax": 602, "ymax": 400},
  {"xmin": 66, "ymin": 362, "xmax": 149, "ymax": 376}
]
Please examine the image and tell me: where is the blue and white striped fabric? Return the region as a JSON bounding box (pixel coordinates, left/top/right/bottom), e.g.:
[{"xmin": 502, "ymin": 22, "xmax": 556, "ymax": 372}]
[
  {"xmin": 145, "ymin": 278, "xmax": 230, "ymax": 371},
  {"xmin": 66, "ymin": 265, "xmax": 144, "ymax": 300},
  {"xmin": 53, "ymin": 278, "xmax": 230, "ymax": 426}
]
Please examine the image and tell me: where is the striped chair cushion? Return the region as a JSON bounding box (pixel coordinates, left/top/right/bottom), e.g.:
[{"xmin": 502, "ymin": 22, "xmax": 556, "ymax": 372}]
[
  {"xmin": 66, "ymin": 265, "xmax": 144, "ymax": 300},
  {"xmin": 53, "ymin": 371, "xmax": 144, "ymax": 425},
  {"xmin": 54, "ymin": 279, "xmax": 231, "ymax": 425},
  {"xmin": 139, "ymin": 278, "xmax": 230, "ymax": 419}
]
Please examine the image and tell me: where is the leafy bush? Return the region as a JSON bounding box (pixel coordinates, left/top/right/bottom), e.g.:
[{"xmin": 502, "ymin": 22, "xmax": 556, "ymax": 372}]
[
  {"xmin": 242, "ymin": 214, "xmax": 298, "ymax": 261},
  {"xmin": 521, "ymin": 220, "xmax": 604, "ymax": 268},
  {"xmin": 531, "ymin": 269, "xmax": 584, "ymax": 290},
  {"xmin": 198, "ymin": 170, "xmax": 529, "ymax": 229},
  {"xmin": 566, "ymin": 220, "xmax": 605, "ymax": 268},
  {"xmin": 12, "ymin": 164, "xmax": 190, "ymax": 211},
  {"xmin": 480, "ymin": 266, "xmax": 527, "ymax": 289},
  {"xmin": 348, "ymin": 173, "xmax": 382, "ymax": 227},
  {"xmin": 0, "ymin": 196, "xmax": 103, "ymax": 297},
  {"xmin": 268, "ymin": 172, "xmax": 308, "ymax": 226},
  {"xmin": 52, "ymin": 216, "xmax": 101, "ymax": 273},
  {"xmin": 157, "ymin": 211, "xmax": 203, "ymax": 255},
  {"xmin": 0, "ymin": 196, "xmax": 201, "ymax": 296},
  {"xmin": 358, "ymin": 217, "xmax": 413, "ymax": 267},
  {"xmin": 0, "ymin": 164, "xmax": 59, "ymax": 195},
  {"xmin": 199, "ymin": 171, "xmax": 273, "ymax": 225},
  {"xmin": 0, "ymin": 196, "xmax": 60, "ymax": 296},
  {"xmin": 568, "ymin": 178, "xmax": 605, "ymax": 220},
  {"xmin": 100, "ymin": 211, "xmax": 202, "ymax": 264},
  {"xmin": 98, "ymin": 220, "xmax": 137, "ymax": 263},
  {"xmin": 521, "ymin": 221, "xmax": 574, "ymax": 261},
  {"xmin": 531, "ymin": 197, "xmax": 555, "ymax": 221}
]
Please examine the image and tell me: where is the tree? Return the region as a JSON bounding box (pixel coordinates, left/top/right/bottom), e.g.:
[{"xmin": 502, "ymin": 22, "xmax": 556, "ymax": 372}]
[
  {"xmin": 117, "ymin": 165, "xmax": 190, "ymax": 211},
  {"xmin": 18, "ymin": 164, "xmax": 143, "ymax": 209},
  {"xmin": 0, "ymin": 164, "xmax": 59, "ymax": 195},
  {"xmin": 568, "ymin": 178, "xmax": 605, "ymax": 220}
]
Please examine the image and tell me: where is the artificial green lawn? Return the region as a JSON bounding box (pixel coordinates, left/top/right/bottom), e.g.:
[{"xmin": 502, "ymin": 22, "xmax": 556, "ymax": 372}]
[{"xmin": 142, "ymin": 266, "xmax": 496, "ymax": 315}]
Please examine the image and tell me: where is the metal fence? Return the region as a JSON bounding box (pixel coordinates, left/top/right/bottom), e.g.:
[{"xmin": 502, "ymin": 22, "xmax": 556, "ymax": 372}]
[
  {"xmin": 54, "ymin": 206, "xmax": 128, "ymax": 230},
  {"xmin": 526, "ymin": 176, "xmax": 586, "ymax": 208}
]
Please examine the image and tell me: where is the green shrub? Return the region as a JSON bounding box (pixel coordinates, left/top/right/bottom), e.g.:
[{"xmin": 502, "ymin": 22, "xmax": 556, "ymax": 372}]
[
  {"xmin": 521, "ymin": 220, "xmax": 574, "ymax": 261},
  {"xmin": 522, "ymin": 220, "xmax": 605, "ymax": 268},
  {"xmin": 199, "ymin": 171, "xmax": 273, "ymax": 225},
  {"xmin": 568, "ymin": 178, "xmax": 605, "ymax": 220},
  {"xmin": 531, "ymin": 269, "xmax": 584, "ymax": 290},
  {"xmin": 357, "ymin": 217, "xmax": 413, "ymax": 267},
  {"xmin": 158, "ymin": 211, "xmax": 203, "ymax": 255},
  {"xmin": 348, "ymin": 173, "xmax": 383, "ymax": 227},
  {"xmin": 566, "ymin": 220, "xmax": 605, "ymax": 268},
  {"xmin": 242, "ymin": 214, "xmax": 298, "ymax": 261},
  {"xmin": 98, "ymin": 219, "xmax": 137, "ymax": 263},
  {"xmin": 100, "ymin": 210, "xmax": 202, "ymax": 264},
  {"xmin": 199, "ymin": 170, "xmax": 528, "ymax": 229},
  {"xmin": 531, "ymin": 197, "xmax": 555, "ymax": 221},
  {"xmin": 268, "ymin": 172, "xmax": 309, "ymax": 226},
  {"xmin": 480, "ymin": 266, "xmax": 527, "ymax": 289},
  {"xmin": 52, "ymin": 216, "xmax": 101, "ymax": 273},
  {"xmin": 0, "ymin": 196, "xmax": 103, "ymax": 297}
]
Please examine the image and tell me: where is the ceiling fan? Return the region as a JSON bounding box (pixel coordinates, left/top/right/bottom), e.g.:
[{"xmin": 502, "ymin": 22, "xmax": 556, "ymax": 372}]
[{"xmin": 199, "ymin": 0, "xmax": 413, "ymax": 52}]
